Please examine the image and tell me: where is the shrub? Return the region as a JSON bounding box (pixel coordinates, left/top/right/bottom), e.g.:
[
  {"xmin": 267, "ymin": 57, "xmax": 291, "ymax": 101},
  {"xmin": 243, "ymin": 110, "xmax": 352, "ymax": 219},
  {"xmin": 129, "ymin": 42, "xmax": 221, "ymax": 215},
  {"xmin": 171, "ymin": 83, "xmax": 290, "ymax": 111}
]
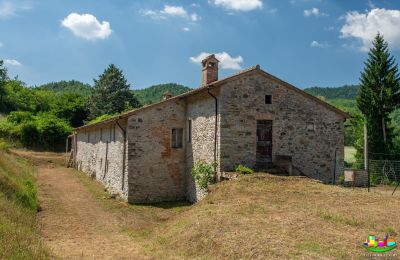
[
  {"xmin": 35, "ymin": 113, "xmax": 72, "ymax": 148},
  {"xmin": 7, "ymin": 111, "xmax": 34, "ymax": 124},
  {"xmin": 191, "ymin": 160, "xmax": 217, "ymax": 190},
  {"xmin": 235, "ymin": 164, "xmax": 254, "ymax": 175}
]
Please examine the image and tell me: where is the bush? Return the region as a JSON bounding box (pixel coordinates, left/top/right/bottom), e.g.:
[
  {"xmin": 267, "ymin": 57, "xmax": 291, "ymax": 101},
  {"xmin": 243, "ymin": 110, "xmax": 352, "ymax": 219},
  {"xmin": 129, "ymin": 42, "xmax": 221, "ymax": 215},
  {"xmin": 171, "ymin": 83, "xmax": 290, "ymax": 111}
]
[
  {"xmin": 35, "ymin": 113, "xmax": 72, "ymax": 149},
  {"xmin": 235, "ymin": 164, "xmax": 254, "ymax": 175},
  {"xmin": 191, "ymin": 160, "xmax": 217, "ymax": 190},
  {"xmin": 7, "ymin": 111, "xmax": 34, "ymax": 124}
]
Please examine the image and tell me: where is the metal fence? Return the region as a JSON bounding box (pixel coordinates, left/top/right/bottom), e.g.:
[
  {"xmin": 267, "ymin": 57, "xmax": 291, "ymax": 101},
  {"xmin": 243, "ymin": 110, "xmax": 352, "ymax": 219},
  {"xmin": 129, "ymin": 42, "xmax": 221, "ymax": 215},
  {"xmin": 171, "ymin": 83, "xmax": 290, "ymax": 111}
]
[{"xmin": 337, "ymin": 152, "xmax": 400, "ymax": 195}]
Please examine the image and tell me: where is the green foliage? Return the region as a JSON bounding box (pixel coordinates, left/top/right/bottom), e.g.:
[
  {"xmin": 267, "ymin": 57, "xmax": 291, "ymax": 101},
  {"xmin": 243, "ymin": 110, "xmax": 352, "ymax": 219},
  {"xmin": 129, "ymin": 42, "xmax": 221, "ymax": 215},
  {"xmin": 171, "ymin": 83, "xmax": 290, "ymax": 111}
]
[
  {"xmin": 35, "ymin": 80, "xmax": 92, "ymax": 96},
  {"xmin": 49, "ymin": 92, "xmax": 89, "ymax": 127},
  {"xmin": 235, "ymin": 164, "xmax": 254, "ymax": 175},
  {"xmin": 89, "ymin": 64, "xmax": 141, "ymax": 119},
  {"xmin": 7, "ymin": 111, "xmax": 34, "ymax": 124},
  {"xmin": 191, "ymin": 160, "xmax": 217, "ymax": 190},
  {"xmin": 33, "ymin": 113, "xmax": 72, "ymax": 149},
  {"xmin": 356, "ymin": 33, "xmax": 400, "ymax": 156},
  {"xmin": 132, "ymin": 83, "xmax": 192, "ymax": 105},
  {"xmin": 88, "ymin": 114, "xmax": 113, "ymax": 124},
  {"xmin": 304, "ymin": 85, "xmax": 360, "ymax": 99}
]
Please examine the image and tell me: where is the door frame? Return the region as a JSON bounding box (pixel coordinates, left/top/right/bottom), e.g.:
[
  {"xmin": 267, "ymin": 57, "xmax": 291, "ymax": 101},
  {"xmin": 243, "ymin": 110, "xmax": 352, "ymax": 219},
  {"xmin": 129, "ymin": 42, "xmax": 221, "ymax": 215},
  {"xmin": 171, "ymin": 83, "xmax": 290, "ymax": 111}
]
[{"xmin": 256, "ymin": 119, "xmax": 273, "ymax": 169}]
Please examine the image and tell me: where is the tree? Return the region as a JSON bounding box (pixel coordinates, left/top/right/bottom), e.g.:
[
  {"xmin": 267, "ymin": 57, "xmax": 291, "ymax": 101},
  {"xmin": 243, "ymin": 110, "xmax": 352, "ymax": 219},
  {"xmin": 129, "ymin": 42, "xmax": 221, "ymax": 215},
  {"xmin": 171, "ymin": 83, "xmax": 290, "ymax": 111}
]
[
  {"xmin": 357, "ymin": 33, "xmax": 400, "ymax": 156},
  {"xmin": 0, "ymin": 60, "xmax": 9, "ymax": 112},
  {"xmin": 88, "ymin": 64, "xmax": 141, "ymax": 119}
]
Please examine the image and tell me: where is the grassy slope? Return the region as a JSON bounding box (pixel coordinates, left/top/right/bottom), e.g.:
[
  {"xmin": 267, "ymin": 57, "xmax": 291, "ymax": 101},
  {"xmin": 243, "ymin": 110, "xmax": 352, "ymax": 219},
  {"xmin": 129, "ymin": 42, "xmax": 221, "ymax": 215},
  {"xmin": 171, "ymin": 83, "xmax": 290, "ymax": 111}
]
[
  {"xmin": 128, "ymin": 174, "xmax": 400, "ymax": 259},
  {"xmin": 0, "ymin": 150, "xmax": 47, "ymax": 259}
]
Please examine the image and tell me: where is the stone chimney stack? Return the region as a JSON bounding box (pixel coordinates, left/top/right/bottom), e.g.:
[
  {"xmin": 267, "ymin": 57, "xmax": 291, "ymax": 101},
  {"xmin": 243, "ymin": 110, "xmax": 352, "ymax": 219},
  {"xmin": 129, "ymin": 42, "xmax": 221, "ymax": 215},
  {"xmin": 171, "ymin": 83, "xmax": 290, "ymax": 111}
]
[
  {"xmin": 201, "ymin": 54, "xmax": 219, "ymax": 86},
  {"xmin": 162, "ymin": 91, "xmax": 173, "ymax": 101}
]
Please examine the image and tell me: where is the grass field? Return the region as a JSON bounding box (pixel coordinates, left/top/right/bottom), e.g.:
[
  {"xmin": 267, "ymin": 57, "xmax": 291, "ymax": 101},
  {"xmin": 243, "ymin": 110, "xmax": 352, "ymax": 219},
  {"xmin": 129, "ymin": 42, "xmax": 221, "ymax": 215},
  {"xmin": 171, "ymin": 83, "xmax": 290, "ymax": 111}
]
[
  {"xmin": 345, "ymin": 146, "xmax": 357, "ymax": 164},
  {"xmin": 0, "ymin": 151, "xmax": 48, "ymax": 259},
  {"xmin": 75, "ymin": 166, "xmax": 400, "ymax": 259}
]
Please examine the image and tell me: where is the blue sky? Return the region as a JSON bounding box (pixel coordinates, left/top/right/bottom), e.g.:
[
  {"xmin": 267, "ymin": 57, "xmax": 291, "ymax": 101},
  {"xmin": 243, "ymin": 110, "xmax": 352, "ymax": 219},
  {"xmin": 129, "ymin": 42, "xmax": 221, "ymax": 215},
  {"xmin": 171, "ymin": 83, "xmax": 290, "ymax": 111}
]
[{"xmin": 1, "ymin": 0, "xmax": 400, "ymax": 89}]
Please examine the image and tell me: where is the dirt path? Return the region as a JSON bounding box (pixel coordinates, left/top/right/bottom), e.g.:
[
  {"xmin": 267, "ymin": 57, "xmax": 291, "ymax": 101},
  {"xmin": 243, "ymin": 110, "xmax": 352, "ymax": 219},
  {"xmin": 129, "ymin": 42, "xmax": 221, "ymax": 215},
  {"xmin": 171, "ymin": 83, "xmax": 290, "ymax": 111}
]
[{"xmin": 15, "ymin": 151, "xmax": 145, "ymax": 259}]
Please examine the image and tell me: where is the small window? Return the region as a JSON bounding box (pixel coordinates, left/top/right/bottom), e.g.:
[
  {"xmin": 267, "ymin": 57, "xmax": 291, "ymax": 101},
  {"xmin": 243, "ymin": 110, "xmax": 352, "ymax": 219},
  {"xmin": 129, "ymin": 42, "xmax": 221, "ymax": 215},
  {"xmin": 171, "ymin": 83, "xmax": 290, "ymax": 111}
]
[
  {"xmin": 188, "ymin": 120, "xmax": 192, "ymax": 143},
  {"xmin": 265, "ymin": 95, "xmax": 272, "ymax": 104},
  {"xmin": 172, "ymin": 128, "xmax": 183, "ymax": 148}
]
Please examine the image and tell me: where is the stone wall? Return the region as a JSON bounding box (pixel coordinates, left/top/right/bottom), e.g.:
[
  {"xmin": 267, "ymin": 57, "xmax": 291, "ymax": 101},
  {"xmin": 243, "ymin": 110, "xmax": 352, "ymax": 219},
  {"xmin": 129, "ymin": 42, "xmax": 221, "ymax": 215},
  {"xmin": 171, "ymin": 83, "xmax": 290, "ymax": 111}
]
[
  {"xmin": 127, "ymin": 99, "xmax": 186, "ymax": 203},
  {"xmin": 218, "ymin": 70, "xmax": 345, "ymax": 183},
  {"xmin": 75, "ymin": 121, "xmax": 128, "ymax": 199},
  {"xmin": 185, "ymin": 90, "xmax": 220, "ymax": 202}
]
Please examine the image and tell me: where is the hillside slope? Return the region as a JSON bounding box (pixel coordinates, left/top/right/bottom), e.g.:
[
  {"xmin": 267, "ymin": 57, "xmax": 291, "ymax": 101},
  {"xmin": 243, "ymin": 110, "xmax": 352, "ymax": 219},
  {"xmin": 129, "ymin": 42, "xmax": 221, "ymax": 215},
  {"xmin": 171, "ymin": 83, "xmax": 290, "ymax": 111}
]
[
  {"xmin": 35, "ymin": 80, "xmax": 92, "ymax": 96},
  {"xmin": 304, "ymin": 85, "xmax": 359, "ymax": 99},
  {"xmin": 0, "ymin": 148, "xmax": 48, "ymax": 259},
  {"xmin": 132, "ymin": 83, "xmax": 192, "ymax": 105}
]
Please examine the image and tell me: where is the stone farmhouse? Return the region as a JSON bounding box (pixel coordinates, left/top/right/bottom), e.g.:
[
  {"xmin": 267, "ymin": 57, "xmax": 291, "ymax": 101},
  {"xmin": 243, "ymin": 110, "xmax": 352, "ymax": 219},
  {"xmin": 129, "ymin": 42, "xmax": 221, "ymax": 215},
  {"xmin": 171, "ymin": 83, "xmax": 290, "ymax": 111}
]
[{"xmin": 70, "ymin": 55, "xmax": 348, "ymax": 203}]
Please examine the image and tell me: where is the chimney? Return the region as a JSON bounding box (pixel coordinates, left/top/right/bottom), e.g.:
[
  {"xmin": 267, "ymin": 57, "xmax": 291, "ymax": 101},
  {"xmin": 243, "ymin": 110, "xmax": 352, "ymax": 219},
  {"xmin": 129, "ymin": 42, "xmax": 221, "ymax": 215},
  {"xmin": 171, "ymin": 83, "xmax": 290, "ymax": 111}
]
[
  {"xmin": 201, "ymin": 54, "xmax": 219, "ymax": 86},
  {"xmin": 162, "ymin": 91, "xmax": 173, "ymax": 101}
]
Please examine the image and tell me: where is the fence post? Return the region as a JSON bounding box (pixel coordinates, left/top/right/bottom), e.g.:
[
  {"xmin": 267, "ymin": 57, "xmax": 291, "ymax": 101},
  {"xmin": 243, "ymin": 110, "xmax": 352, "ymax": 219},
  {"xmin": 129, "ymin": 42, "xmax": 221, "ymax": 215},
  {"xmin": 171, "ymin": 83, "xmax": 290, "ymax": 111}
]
[
  {"xmin": 333, "ymin": 149, "xmax": 337, "ymax": 185},
  {"xmin": 364, "ymin": 123, "xmax": 370, "ymax": 192}
]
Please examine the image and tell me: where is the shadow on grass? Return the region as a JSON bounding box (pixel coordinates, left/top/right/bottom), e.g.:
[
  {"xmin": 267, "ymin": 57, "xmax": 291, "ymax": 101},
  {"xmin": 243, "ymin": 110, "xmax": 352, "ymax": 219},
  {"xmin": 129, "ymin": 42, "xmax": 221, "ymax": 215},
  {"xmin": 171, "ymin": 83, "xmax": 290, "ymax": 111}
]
[{"xmin": 130, "ymin": 200, "xmax": 192, "ymax": 209}]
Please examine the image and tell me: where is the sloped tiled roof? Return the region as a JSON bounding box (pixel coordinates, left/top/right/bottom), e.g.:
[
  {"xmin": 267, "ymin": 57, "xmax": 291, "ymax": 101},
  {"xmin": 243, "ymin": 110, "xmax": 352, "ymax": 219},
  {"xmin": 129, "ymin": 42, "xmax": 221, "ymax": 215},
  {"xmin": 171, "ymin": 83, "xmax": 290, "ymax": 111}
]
[{"xmin": 74, "ymin": 66, "xmax": 348, "ymax": 131}]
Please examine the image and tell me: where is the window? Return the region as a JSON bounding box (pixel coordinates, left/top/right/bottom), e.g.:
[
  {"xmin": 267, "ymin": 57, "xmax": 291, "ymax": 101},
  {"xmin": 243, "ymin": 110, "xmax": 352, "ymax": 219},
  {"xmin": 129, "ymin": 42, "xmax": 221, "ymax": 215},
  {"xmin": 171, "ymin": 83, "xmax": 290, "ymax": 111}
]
[
  {"xmin": 172, "ymin": 128, "xmax": 183, "ymax": 148},
  {"xmin": 188, "ymin": 120, "xmax": 192, "ymax": 143},
  {"xmin": 265, "ymin": 95, "xmax": 272, "ymax": 104}
]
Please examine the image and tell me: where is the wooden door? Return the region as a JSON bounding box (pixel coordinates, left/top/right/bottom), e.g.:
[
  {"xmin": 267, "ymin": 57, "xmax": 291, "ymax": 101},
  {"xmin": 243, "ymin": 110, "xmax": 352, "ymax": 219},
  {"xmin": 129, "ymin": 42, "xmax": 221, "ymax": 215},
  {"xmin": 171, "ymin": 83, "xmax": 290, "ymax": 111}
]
[{"xmin": 256, "ymin": 120, "xmax": 273, "ymax": 169}]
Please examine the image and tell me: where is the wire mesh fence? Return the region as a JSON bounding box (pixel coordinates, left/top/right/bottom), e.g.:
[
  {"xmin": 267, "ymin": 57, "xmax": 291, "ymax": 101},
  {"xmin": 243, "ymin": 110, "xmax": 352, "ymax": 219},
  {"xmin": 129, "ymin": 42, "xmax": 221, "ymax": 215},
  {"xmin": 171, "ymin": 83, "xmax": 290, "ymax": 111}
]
[{"xmin": 336, "ymin": 150, "xmax": 400, "ymax": 195}]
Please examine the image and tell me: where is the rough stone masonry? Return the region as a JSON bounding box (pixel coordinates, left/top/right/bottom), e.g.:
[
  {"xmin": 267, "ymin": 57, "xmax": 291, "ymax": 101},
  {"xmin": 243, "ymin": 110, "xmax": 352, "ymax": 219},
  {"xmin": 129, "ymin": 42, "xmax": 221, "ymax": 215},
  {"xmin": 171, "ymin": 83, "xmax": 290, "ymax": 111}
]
[{"xmin": 71, "ymin": 54, "xmax": 348, "ymax": 203}]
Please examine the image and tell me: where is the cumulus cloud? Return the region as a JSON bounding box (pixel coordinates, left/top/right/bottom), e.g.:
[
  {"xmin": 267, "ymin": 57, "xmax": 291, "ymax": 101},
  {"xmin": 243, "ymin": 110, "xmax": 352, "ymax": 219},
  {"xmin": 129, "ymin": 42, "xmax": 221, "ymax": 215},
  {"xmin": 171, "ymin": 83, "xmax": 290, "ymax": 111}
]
[
  {"xmin": 0, "ymin": 0, "xmax": 31, "ymax": 19},
  {"xmin": 190, "ymin": 52, "xmax": 244, "ymax": 70},
  {"xmin": 182, "ymin": 27, "xmax": 190, "ymax": 32},
  {"xmin": 4, "ymin": 59, "xmax": 21, "ymax": 66},
  {"xmin": 304, "ymin": 8, "xmax": 327, "ymax": 17},
  {"xmin": 209, "ymin": 0, "xmax": 263, "ymax": 12},
  {"xmin": 340, "ymin": 8, "xmax": 400, "ymax": 51},
  {"xmin": 162, "ymin": 5, "xmax": 187, "ymax": 17},
  {"xmin": 310, "ymin": 41, "xmax": 329, "ymax": 48},
  {"xmin": 141, "ymin": 5, "xmax": 199, "ymax": 22},
  {"xmin": 61, "ymin": 13, "xmax": 112, "ymax": 41}
]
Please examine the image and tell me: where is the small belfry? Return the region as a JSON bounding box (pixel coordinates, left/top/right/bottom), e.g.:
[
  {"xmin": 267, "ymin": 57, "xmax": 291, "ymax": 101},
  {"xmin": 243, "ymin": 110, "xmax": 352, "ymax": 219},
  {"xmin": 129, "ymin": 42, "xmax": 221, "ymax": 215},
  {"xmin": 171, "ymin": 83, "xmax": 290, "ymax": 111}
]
[{"xmin": 201, "ymin": 54, "xmax": 219, "ymax": 86}]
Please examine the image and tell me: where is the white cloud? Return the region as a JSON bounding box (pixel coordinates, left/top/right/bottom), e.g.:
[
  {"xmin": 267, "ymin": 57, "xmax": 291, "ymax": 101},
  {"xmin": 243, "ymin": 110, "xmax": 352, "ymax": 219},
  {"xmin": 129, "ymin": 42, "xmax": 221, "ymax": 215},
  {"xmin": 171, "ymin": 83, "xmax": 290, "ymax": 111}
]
[
  {"xmin": 61, "ymin": 13, "xmax": 112, "ymax": 41},
  {"xmin": 310, "ymin": 41, "xmax": 329, "ymax": 48},
  {"xmin": 190, "ymin": 13, "xmax": 199, "ymax": 21},
  {"xmin": 210, "ymin": 0, "xmax": 263, "ymax": 12},
  {"xmin": 4, "ymin": 59, "xmax": 21, "ymax": 66},
  {"xmin": 304, "ymin": 8, "xmax": 327, "ymax": 17},
  {"xmin": 0, "ymin": 0, "xmax": 31, "ymax": 19},
  {"xmin": 340, "ymin": 8, "xmax": 400, "ymax": 51},
  {"xmin": 182, "ymin": 27, "xmax": 190, "ymax": 32},
  {"xmin": 190, "ymin": 52, "xmax": 244, "ymax": 70},
  {"xmin": 162, "ymin": 5, "xmax": 187, "ymax": 17},
  {"xmin": 0, "ymin": 42, "xmax": 3, "ymax": 48},
  {"xmin": 141, "ymin": 5, "xmax": 199, "ymax": 22}
]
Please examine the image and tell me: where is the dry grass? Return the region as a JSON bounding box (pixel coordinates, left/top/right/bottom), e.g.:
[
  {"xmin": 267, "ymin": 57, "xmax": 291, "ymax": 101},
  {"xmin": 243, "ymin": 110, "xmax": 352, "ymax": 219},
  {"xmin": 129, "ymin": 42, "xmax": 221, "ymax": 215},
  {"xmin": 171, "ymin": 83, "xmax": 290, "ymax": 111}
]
[
  {"xmin": 15, "ymin": 149, "xmax": 400, "ymax": 259},
  {"xmin": 125, "ymin": 174, "xmax": 400, "ymax": 259}
]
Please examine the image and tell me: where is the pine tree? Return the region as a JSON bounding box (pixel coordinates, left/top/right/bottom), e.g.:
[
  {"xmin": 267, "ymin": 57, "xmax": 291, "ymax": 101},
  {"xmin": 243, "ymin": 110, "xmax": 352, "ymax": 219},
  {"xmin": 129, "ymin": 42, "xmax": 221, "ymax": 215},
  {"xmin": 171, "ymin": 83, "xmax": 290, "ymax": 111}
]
[
  {"xmin": 0, "ymin": 60, "xmax": 9, "ymax": 112},
  {"xmin": 89, "ymin": 64, "xmax": 141, "ymax": 119},
  {"xmin": 357, "ymin": 33, "xmax": 400, "ymax": 156}
]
